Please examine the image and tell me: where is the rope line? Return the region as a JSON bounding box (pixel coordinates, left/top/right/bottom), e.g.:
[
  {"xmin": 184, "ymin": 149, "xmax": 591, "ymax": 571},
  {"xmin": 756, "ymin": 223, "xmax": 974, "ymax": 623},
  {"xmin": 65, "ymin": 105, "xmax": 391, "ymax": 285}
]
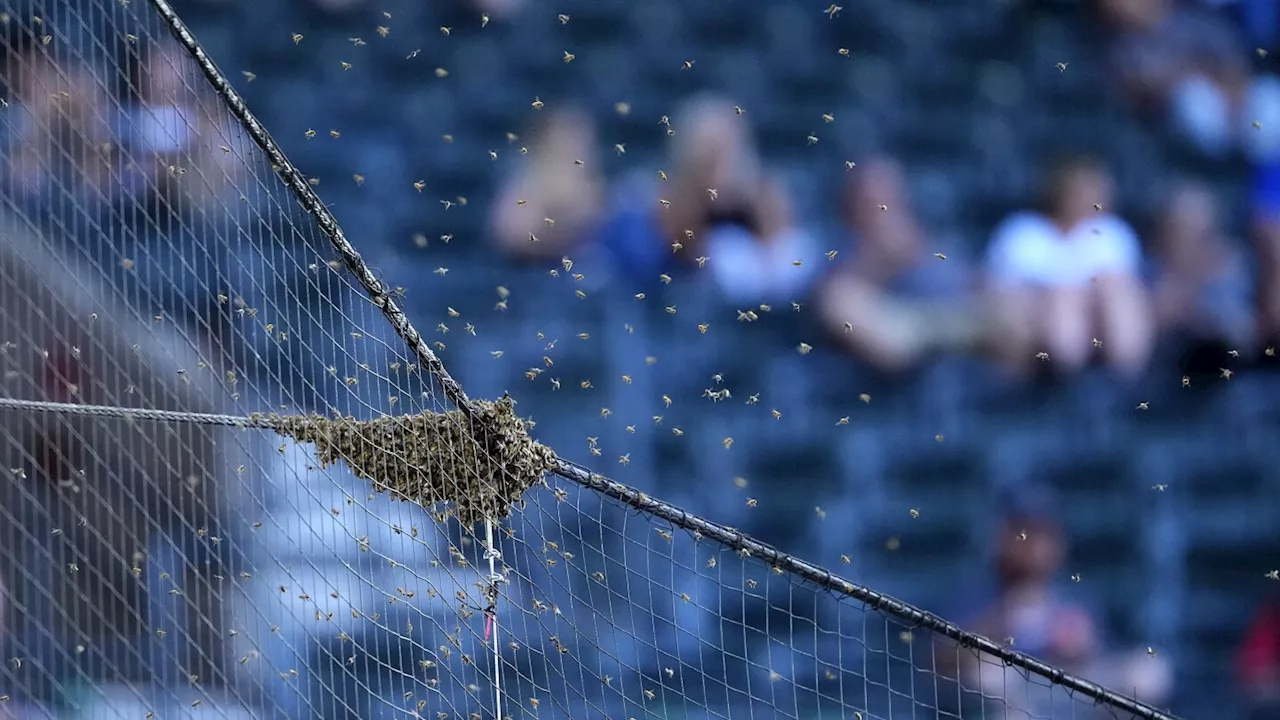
[
  {"xmin": 123, "ymin": 4, "xmax": 1183, "ymax": 717},
  {"xmin": 0, "ymin": 396, "xmax": 257, "ymax": 427},
  {"xmin": 483, "ymin": 520, "xmax": 504, "ymax": 720}
]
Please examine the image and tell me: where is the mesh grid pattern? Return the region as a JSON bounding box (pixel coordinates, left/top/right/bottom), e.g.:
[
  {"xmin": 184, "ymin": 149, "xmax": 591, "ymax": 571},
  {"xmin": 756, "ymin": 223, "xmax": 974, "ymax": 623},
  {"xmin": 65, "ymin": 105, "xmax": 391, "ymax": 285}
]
[{"xmin": 0, "ymin": 0, "xmax": 1181, "ymax": 719}]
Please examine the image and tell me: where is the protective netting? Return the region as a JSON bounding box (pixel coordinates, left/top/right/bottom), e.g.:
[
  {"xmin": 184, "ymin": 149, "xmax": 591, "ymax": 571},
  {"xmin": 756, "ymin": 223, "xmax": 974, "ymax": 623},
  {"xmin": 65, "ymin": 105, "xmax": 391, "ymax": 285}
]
[{"xmin": 0, "ymin": 0, "xmax": 1182, "ymax": 719}]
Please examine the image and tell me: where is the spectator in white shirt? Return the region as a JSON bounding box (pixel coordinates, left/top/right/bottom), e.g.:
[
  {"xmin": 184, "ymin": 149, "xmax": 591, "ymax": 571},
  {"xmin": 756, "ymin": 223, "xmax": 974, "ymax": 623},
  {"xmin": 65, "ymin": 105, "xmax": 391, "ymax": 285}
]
[{"xmin": 985, "ymin": 155, "xmax": 1154, "ymax": 377}]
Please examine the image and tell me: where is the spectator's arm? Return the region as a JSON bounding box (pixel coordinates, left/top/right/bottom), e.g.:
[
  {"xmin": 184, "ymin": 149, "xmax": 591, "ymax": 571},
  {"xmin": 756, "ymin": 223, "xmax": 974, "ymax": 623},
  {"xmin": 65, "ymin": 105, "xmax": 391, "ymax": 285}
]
[
  {"xmin": 1092, "ymin": 219, "xmax": 1155, "ymax": 376},
  {"xmin": 982, "ymin": 216, "xmax": 1052, "ymax": 370},
  {"xmin": 816, "ymin": 272, "xmax": 927, "ymax": 371},
  {"xmin": 754, "ymin": 178, "xmax": 797, "ymax": 243},
  {"xmin": 488, "ymin": 172, "xmax": 600, "ymax": 259}
]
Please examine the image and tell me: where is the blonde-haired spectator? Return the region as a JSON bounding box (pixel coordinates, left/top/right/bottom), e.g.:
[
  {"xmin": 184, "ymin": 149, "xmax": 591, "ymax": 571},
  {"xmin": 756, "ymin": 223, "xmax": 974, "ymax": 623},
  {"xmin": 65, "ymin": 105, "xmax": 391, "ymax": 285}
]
[
  {"xmin": 662, "ymin": 93, "xmax": 819, "ymax": 304},
  {"xmin": 489, "ymin": 106, "xmax": 604, "ymax": 260}
]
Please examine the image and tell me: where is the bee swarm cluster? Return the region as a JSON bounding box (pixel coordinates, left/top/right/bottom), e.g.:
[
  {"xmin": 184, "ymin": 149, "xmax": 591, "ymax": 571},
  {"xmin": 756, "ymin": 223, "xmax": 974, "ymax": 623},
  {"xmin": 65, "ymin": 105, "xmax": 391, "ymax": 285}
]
[{"xmin": 264, "ymin": 396, "xmax": 556, "ymax": 526}]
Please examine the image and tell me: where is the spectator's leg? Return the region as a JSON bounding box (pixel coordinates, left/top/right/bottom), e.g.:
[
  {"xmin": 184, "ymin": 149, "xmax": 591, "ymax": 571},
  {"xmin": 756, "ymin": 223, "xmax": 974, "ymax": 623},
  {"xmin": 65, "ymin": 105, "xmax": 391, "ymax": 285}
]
[
  {"xmin": 984, "ymin": 286, "xmax": 1040, "ymax": 375},
  {"xmin": 1093, "ymin": 274, "xmax": 1155, "ymax": 378},
  {"xmin": 1043, "ymin": 285, "xmax": 1093, "ymax": 373}
]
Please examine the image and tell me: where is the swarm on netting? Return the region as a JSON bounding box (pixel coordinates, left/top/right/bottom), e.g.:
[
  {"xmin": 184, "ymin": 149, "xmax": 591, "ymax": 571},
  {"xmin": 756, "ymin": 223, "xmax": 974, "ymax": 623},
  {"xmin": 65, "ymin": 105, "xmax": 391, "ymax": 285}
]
[{"xmin": 263, "ymin": 396, "xmax": 556, "ymax": 526}]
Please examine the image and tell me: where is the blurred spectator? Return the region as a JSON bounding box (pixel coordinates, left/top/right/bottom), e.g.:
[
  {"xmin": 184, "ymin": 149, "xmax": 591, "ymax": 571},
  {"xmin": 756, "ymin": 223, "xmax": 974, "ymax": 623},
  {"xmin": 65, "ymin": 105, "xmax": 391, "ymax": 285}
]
[
  {"xmin": 985, "ymin": 153, "xmax": 1154, "ymax": 377},
  {"xmin": 1237, "ymin": 593, "xmax": 1280, "ymax": 719},
  {"xmin": 816, "ymin": 157, "xmax": 983, "ymax": 372},
  {"xmin": 489, "ymin": 106, "xmax": 604, "ymax": 261},
  {"xmin": 594, "ymin": 94, "xmax": 820, "ymax": 300},
  {"xmin": 1148, "ymin": 179, "xmax": 1256, "ymax": 363},
  {"xmin": 0, "ymin": 24, "xmax": 114, "ymax": 207},
  {"xmin": 118, "ymin": 37, "xmax": 246, "ymax": 210},
  {"xmin": 955, "ymin": 490, "xmax": 1172, "ymax": 718},
  {"xmin": 1101, "ymin": 0, "xmax": 1280, "ymax": 161},
  {"xmin": 664, "ymin": 94, "xmax": 820, "ymax": 304}
]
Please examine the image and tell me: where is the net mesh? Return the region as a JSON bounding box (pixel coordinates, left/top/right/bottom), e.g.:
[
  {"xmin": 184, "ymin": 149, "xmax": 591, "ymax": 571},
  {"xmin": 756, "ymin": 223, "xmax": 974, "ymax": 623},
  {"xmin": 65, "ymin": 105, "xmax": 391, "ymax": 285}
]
[{"xmin": 0, "ymin": 1, "xmax": 1179, "ymax": 719}]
